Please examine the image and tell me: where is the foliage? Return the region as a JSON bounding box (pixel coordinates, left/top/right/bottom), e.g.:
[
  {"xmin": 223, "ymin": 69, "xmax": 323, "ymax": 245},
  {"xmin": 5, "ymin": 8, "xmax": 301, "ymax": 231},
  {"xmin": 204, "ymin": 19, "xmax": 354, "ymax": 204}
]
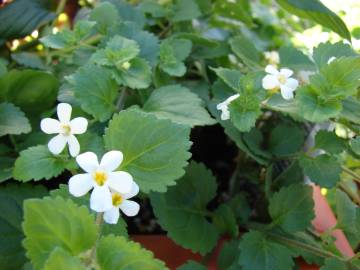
[{"xmin": 0, "ymin": 0, "xmax": 359, "ymax": 269}]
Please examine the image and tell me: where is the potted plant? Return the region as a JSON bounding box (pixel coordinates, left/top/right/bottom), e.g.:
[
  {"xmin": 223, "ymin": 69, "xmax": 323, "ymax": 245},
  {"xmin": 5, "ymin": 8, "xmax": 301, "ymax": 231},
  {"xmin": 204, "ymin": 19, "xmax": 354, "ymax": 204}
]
[{"xmin": 0, "ymin": 0, "xmax": 359, "ymax": 269}]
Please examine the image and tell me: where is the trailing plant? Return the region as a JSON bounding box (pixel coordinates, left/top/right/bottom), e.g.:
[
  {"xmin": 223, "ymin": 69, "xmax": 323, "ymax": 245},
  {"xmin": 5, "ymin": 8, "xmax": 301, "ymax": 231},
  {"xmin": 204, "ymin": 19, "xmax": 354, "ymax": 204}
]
[{"xmin": 0, "ymin": 0, "xmax": 359, "ymax": 269}]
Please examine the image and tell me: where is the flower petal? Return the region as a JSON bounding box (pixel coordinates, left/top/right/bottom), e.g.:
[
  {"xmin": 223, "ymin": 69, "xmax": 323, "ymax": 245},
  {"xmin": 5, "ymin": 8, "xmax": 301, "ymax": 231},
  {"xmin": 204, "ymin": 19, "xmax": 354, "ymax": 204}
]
[
  {"xmin": 226, "ymin": 94, "xmax": 240, "ymax": 103},
  {"xmin": 40, "ymin": 118, "xmax": 61, "ymax": 134},
  {"xmin": 284, "ymin": 78, "xmax": 299, "ymax": 91},
  {"xmin": 124, "ymin": 182, "xmax": 140, "ymax": 199},
  {"xmin": 280, "ymin": 68, "xmax": 293, "ymax": 78},
  {"xmin": 100, "ymin": 151, "xmax": 123, "ymax": 172},
  {"xmin": 280, "ymin": 85, "xmax": 295, "ymax": 100},
  {"xmin": 67, "ymin": 135, "xmax": 80, "ymax": 157},
  {"xmin": 70, "ymin": 117, "xmax": 88, "ymax": 134},
  {"xmin": 68, "ymin": 173, "xmax": 93, "ymax": 197},
  {"xmin": 262, "ymin": 74, "xmax": 279, "ymax": 90},
  {"xmin": 265, "ymin": 65, "xmax": 279, "ymax": 75},
  {"xmin": 76, "ymin": 152, "xmax": 99, "ymax": 173},
  {"xmin": 48, "ymin": 134, "xmax": 67, "ymax": 155},
  {"xmin": 57, "ymin": 103, "xmax": 72, "ymax": 123},
  {"xmin": 107, "ymin": 171, "xmax": 133, "ymax": 194},
  {"xmin": 120, "ymin": 200, "xmax": 140, "ymax": 217},
  {"xmin": 90, "ymin": 186, "xmax": 112, "ymax": 212},
  {"xmin": 104, "ymin": 207, "xmax": 120, "ymax": 224},
  {"xmin": 220, "ymin": 108, "xmax": 230, "ymax": 121}
]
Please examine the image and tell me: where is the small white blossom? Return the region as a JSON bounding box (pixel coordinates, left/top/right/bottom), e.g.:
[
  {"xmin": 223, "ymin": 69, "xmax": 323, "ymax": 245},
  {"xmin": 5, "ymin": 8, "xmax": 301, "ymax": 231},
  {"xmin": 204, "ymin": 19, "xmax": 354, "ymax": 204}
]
[
  {"xmin": 264, "ymin": 51, "xmax": 280, "ymax": 65},
  {"xmin": 327, "ymin": 56, "xmax": 336, "ymax": 64},
  {"xmin": 104, "ymin": 182, "xmax": 140, "ymax": 224},
  {"xmin": 69, "ymin": 151, "xmax": 134, "ymax": 212},
  {"xmin": 216, "ymin": 94, "xmax": 240, "ymax": 120},
  {"xmin": 40, "ymin": 103, "xmax": 87, "ymax": 157},
  {"xmin": 262, "ymin": 65, "xmax": 299, "ymax": 100},
  {"xmin": 297, "ymin": 70, "xmax": 315, "ymax": 85}
]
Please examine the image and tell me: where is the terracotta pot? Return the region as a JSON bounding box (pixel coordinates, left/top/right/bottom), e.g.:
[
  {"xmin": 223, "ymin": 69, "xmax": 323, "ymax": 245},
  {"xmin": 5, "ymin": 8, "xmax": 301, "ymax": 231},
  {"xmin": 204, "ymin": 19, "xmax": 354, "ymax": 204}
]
[{"xmin": 132, "ymin": 185, "xmax": 354, "ymax": 269}]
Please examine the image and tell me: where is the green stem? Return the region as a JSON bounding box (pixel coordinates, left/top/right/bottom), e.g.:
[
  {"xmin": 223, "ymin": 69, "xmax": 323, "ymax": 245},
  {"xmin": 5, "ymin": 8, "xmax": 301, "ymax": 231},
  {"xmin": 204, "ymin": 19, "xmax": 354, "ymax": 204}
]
[
  {"xmin": 91, "ymin": 213, "xmax": 104, "ymax": 258},
  {"xmin": 9, "ymin": 135, "xmax": 18, "ymax": 152},
  {"xmin": 342, "ymin": 166, "xmax": 360, "ymax": 184},
  {"xmin": 267, "ymin": 233, "xmax": 345, "ymax": 261},
  {"xmin": 116, "ymin": 88, "xmax": 128, "ymax": 111}
]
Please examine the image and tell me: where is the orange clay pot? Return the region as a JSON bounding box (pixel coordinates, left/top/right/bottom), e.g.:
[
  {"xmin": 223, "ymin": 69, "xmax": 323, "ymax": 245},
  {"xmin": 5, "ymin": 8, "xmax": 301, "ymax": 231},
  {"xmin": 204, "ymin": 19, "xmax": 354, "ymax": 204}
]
[{"xmin": 132, "ymin": 185, "xmax": 354, "ymax": 269}]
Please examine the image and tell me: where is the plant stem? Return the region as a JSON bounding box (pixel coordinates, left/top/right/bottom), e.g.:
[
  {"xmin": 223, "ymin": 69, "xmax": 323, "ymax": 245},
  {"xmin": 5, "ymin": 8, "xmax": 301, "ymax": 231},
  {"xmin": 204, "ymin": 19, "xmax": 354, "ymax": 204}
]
[
  {"xmin": 9, "ymin": 135, "xmax": 18, "ymax": 152},
  {"xmin": 116, "ymin": 88, "xmax": 128, "ymax": 111},
  {"xmin": 342, "ymin": 166, "xmax": 360, "ymax": 184},
  {"xmin": 91, "ymin": 213, "xmax": 104, "ymax": 259},
  {"xmin": 268, "ymin": 233, "xmax": 344, "ymax": 261}
]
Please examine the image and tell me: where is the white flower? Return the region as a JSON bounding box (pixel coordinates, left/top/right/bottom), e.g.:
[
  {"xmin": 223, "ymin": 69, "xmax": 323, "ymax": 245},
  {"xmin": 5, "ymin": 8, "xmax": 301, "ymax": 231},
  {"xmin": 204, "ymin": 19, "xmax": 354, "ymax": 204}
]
[
  {"xmin": 327, "ymin": 56, "xmax": 336, "ymax": 64},
  {"xmin": 262, "ymin": 65, "xmax": 299, "ymax": 100},
  {"xmin": 104, "ymin": 182, "xmax": 140, "ymax": 224},
  {"xmin": 297, "ymin": 70, "xmax": 315, "ymax": 85},
  {"xmin": 40, "ymin": 103, "xmax": 88, "ymax": 157},
  {"xmin": 69, "ymin": 151, "xmax": 134, "ymax": 212},
  {"xmin": 264, "ymin": 51, "xmax": 280, "ymax": 65},
  {"xmin": 216, "ymin": 94, "xmax": 240, "ymax": 120}
]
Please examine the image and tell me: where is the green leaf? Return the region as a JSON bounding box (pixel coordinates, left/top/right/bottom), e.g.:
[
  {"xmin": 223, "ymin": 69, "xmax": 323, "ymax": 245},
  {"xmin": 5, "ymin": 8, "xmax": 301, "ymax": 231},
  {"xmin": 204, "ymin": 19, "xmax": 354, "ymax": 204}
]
[
  {"xmin": 299, "ymin": 154, "xmax": 342, "ymax": 188},
  {"xmin": 91, "ymin": 36, "xmax": 140, "ymax": 67},
  {"xmin": 23, "ymin": 197, "xmax": 97, "ymax": 270},
  {"xmin": 276, "ymin": 0, "xmax": 351, "ymax": 41},
  {"xmin": 320, "ymin": 258, "xmax": 349, "ymax": 270},
  {"xmin": 13, "ymin": 145, "xmax": 68, "ymax": 182},
  {"xmin": 315, "ymin": 130, "xmax": 345, "ymax": 154},
  {"xmin": 0, "ymin": 69, "xmax": 58, "ymax": 114},
  {"xmin": 106, "ymin": 0, "xmax": 146, "ymax": 29},
  {"xmin": 229, "ymin": 35, "xmax": 261, "ymax": 69},
  {"xmin": 11, "ymin": 52, "xmax": 46, "ymax": 70},
  {"xmin": 89, "ymin": 2, "xmax": 120, "ymax": 34},
  {"xmin": 0, "ymin": 156, "xmax": 14, "ymax": 182},
  {"xmin": 114, "ymin": 57, "xmax": 152, "ymax": 89},
  {"xmin": 239, "ymin": 231, "xmax": 294, "ymax": 270},
  {"xmin": 0, "ymin": 0, "xmax": 54, "ymax": 41},
  {"xmin": 228, "ymin": 93, "xmax": 261, "ymax": 132},
  {"xmin": 0, "ymin": 58, "xmax": 7, "ymax": 76},
  {"xmin": 150, "ymin": 162, "xmax": 219, "ymax": 254},
  {"xmin": 269, "ymin": 184, "xmax": 315, "ymax": 233},
  {"xmin": 143, "ymin": 84, "xmax": 215, "ymax": 126},
  {"xmin": 171, "ymin": 0, "xmax": 201, "ymax": 22},
  {"xmin": 211, "ymin": 67, "xmax": 242, "ymax": 91},
  {"xmin": 279, "ymin": 46, "xmax": 314, "ymax": 71},
  {"xmin": 269, "ymin": 124, "xmax": 305, "ymax": 157},
  {"xmin": 213, "ymin": 0, "xmax": 253, "ymax": 27},
  {"xmin": 43, "ymin": 248, "xmax": 86, "ymax": 270},
  {"xmin": 159, "ymin": 38, "xmax": 192, "ymax": 77},
  {"xmin": 296, "ymin": 86, "xmax": 342, "ymax": 122},
  {"xmin": 313, "ymin": 42, "xmax": 357, "ymax": 68},
  {"xmin": 110, "ymin": 22, "xmax": 160, "ymax": 66},
  {"xmin": 104, "ymin": 109, "xmax": 191, "ymax": 193},
  {"xmin": 350, "ymin": 137, "xmax": 360, "ymax": 155},
  {"xmin": 97, "ymin": 235, "xmax": 167, "ymax": 269},
  {"xmin": 0, "ymin": 102, "xmax": 31, "ymax": 137},
  {"xmin": 341, "ymin": 97, "xmax": 360, "ymax": 125},
  {"xmin": 213, "ymin": 204, "xmax": 238, "ymax": 237},
  {"xmin": 71, "ymin": 65, "xmax": 118, "ymax": 121},
  {"xmin": 318, "ymin": 57, "xmax": 360, "ymax": 98},
  {"xmin": 50, "ymin": 184, "xmax": 128, "ymax": 238},
  {"xmin": 335, "ymin": 190, "xmax": 360, "ymax": 246},
  {"xmin": 0, "ymin": 183, "xmax": 47, "ymax": 270},
  {"xmin": 41, "ymin": 20, "xmax": 95, "ymax": 49},
  {"xmin": 217, "ymin": 240, "xmax": 240, "ymax": 270},
  {"xmin": 177, "ymin": 261, "xmax": 206, "ymax": 270},
  {"xmin": 227, "ymin": 193, "xmax": 251, "ymax": 224}
]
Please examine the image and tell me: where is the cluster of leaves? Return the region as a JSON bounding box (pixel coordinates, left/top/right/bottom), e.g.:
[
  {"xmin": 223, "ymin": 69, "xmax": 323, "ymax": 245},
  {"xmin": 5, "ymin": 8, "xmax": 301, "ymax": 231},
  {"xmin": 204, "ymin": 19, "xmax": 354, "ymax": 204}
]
[{"xmin": 0, "ymin": 0, "xmax": 360, "ymax": 269}]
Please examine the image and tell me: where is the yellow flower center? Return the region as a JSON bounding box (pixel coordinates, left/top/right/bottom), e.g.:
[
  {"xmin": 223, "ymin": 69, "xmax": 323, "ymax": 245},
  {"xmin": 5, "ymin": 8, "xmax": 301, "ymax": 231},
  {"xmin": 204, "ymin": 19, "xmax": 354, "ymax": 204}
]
[
  {"xmin": 93, "ymin": 171, "xmax": 108, "ymax": 186},
  {"xmin": 61, "ymin": 124, "xmax": 71, "ymax": 136},
  {"xmin": 278, "ymin": 74, "xmax": 287, "ymax": 84},
  {"xmin": 112, "ymin": 193, "xmax": 124, "ymax": 206},
  {"xmin": 122, "ymin": 61, "xmax": 131, "ymax": 70}
]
